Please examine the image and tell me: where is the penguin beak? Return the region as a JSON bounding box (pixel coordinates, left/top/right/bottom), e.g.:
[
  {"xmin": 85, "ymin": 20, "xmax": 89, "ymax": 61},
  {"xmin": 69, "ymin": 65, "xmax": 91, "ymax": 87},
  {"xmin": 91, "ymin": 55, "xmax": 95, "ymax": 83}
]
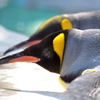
[
  {"xmin": 0, "ymin": 40, "xmax": 41, "ymax": 64},
  {"xmin": 3, "ymin": 40, "xmax": 41, "ymax": 55},
  {"xmin": 0, "ymin": 53, "xmax": 40, "ymax": 65}
]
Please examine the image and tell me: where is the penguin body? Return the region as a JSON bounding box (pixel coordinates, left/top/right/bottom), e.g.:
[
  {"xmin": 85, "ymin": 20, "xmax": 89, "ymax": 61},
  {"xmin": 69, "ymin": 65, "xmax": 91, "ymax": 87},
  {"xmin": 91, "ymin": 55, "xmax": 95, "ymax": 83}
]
[
  {"xmin": 61, "ymin": 29, "xmax": 100, "ymax": 82},
  {"xmin": 0, "ymin": 63, "xmax": 99, "ymax": 100},
  {"xmin": 0, "ymin": 29, "xmax": 100, "ymax": 83},
  {"xmin": 68, "ymin": 10, "xmax": 100, "ymax": 29},
  {"xmin": 61, "ymin": 29, "xmax": 100, "ymax": 81},
  {"xmin": 65, "ymin": 65, "xmax": 100, "ymax": 100},
  {"xmin": 4, "ymin": 10, "xmax": 100, "ymax": 55}
]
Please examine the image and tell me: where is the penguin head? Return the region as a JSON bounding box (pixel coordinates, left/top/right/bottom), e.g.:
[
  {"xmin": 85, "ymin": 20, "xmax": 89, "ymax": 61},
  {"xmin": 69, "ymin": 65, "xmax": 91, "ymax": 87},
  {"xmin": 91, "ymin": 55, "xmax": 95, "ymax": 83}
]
[
  {"xmin": 3, "ymin": 15, "xmax": 72, "ymax": 55},
  {"xmin": 0, "ymin": 30, "xmax": 68, "ymax": 73},
  {"xmin": 29, "ymin": 15, "xmax": 72, "ymax": 41}
]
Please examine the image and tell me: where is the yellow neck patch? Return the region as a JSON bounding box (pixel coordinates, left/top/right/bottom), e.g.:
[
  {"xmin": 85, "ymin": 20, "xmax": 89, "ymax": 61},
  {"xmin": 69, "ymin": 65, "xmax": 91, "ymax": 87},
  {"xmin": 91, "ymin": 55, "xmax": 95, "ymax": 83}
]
[
  {"xmin": 61, "ymin": 19, "xmax": 72, "ymax": 30},
  {"xmin": 53, "ymin": 33, "xmax": 65, "ymax": 64},
  {"xmin": 58, "ymin": 77, "xmax": 69, "ymax": 90},
  {"xmin": 82, "ymin": 69, "xmax": 99, "ymax": 75}
]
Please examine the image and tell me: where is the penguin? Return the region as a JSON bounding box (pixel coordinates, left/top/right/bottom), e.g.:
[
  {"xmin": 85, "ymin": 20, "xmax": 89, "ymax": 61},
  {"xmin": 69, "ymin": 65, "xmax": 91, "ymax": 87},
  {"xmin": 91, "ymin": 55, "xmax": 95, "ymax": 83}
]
[
  {"xmin": 0, "ymin": 64, "xmax": 99, "ymax": 100},
  {"xmin": 4, "ymin": 10, "xmax": 100, "ymax": 55},
  {"xmin": 0, "ymin": 28, "xmax": 100, "ymax": 83},
  {"xmin": 64, "ymin": 66, "xmax": 100, "ymax": 100}
]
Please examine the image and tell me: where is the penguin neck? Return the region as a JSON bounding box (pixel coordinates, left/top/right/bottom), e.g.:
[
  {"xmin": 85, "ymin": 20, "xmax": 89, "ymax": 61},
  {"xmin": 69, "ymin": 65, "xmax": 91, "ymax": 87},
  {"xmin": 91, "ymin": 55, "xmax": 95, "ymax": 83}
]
[{"xmin": 60, "ymin": 29, "xmax": 83, "ymax": 82}]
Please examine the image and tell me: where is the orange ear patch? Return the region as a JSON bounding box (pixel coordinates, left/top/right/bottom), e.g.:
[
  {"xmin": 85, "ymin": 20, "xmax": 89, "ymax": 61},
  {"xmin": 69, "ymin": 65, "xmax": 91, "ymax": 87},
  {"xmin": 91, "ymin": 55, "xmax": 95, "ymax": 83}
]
[
  {"xmin": 61, "ymin": 19, "xmax": 72, "ymax": 30},
  {"xmin": 9, "ymin": 56, "xmax": 40, "ymax": 63}
]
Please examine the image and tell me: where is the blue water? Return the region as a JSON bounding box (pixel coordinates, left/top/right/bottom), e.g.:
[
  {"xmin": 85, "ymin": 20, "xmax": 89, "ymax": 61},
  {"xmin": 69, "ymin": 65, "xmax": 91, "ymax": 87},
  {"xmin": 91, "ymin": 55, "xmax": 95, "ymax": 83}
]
[
  {"xmin": 0, "ymin": 0, "xmax": 100, "ymax": 36},
  {"xmin": 0, "ymin": 2, "xmax": 62, "ymax": 36}
]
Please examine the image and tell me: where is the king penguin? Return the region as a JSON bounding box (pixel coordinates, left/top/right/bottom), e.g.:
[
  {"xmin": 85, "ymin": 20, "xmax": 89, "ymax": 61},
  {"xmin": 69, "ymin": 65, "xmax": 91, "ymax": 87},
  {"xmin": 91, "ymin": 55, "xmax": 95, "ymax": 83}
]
[
  {"xmin": 64, "ymin": 65, "xmax": 100, "ymax": 100},
  {"xmin": 4, "ymin": 10, "xmax": 100, "ymax": 55},
  {"xmin": 0, "ymin": 28, "xmax": 100, "ymax": 83}
]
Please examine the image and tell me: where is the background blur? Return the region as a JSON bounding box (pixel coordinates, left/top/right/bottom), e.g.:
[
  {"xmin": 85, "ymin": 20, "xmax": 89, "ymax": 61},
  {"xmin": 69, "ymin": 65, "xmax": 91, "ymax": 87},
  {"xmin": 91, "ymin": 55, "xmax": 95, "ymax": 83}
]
[{"xmin": 0, "ymin": 0, "xmax": 100, "ymax": 36}]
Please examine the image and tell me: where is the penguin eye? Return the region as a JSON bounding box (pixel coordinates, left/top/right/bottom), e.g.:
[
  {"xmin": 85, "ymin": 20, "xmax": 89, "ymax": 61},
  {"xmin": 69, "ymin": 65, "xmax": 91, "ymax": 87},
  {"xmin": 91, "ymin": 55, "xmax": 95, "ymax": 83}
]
[
  {"xmin": 42, "ymin": 48, "xmax": 52, "ymax": 59},
  {"xmin": 61, "ymin": 19, "xmax": 72, "ymax": 30},
  {"xmin": 53, "ymin": 33, "xmax": 65, "ymax": 64}
]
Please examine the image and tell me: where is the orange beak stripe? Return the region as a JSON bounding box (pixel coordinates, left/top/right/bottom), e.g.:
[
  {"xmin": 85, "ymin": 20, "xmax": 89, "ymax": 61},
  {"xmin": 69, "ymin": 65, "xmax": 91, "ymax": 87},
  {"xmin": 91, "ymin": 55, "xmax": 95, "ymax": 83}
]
[
  {"xmin": 27, "ymin": 40, "xmax": 41, "ymax": 46},
  {"xmin": 9, "ymin": 56, "xmax": 40, "ymax": 63}
]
